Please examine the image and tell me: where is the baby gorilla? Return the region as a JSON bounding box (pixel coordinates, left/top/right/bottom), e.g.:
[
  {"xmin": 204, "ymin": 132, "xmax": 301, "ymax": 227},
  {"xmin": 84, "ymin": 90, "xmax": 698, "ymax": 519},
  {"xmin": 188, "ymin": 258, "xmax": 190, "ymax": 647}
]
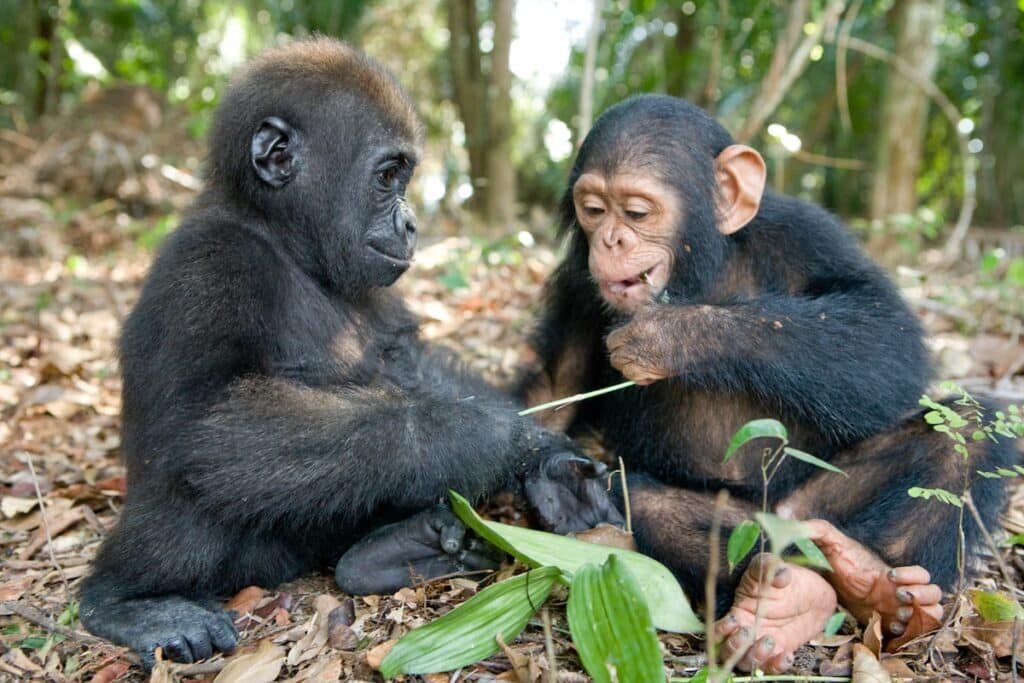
[
  {"xmin": 519, "ymin": 94, "xmax": 1015, "ymax": 672},
  {"xmin": 79, "ymin": 39, "xmax": 617, "ymax": 668}
]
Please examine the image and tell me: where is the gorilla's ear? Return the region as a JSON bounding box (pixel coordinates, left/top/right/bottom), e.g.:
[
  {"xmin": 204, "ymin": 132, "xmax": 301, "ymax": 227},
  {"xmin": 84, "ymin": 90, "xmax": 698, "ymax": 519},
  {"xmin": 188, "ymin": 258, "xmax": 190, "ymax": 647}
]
[{"xmin": 251, "ymin": 117, "xmax": 297, "ymax": 188}]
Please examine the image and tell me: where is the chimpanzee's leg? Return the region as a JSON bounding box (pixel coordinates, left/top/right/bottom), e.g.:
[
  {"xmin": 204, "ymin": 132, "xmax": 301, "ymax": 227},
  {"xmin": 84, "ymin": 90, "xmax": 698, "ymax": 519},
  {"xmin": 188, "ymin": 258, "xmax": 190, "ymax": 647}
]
[{"xmin": 778, "ymin": 401, "xmax": 1016, "ymax": 647}]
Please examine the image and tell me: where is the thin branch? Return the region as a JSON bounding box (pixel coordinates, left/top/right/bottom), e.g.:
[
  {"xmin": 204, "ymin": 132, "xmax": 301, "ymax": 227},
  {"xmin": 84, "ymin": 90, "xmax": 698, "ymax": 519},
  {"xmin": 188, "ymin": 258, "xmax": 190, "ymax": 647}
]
[
  {"xmin": 618, "ymin": 457, "xmax": 632, "ymax": 535},
  {"xmin": 964, "ymin": 491, "xmax": 1015, "ymax": 590},
  {"xmin": 704, "ymin": 490, "xmax": 730, "ymax": 682},
  {"xmin": 577, "ymin": 0, "xmax": 604, "ymax": 141},
  {"xmin": 541, "ymin": 606, "xmax": 558, "ymax": 683},
  {"xmin": 518, "ymin": 380, "xmax": 635, "ymax": 416},
  {"xmin": 23, "ymin": 454, "xmax": 69, "ymax": 596},
  {"xmin": 0, "ymin": 600, "xmax": 104, "ymax": 645},
  {"xmin": 835, "ymin": 0, "xmax": 862, "ymax": 132},
  {"xmin": 841, "ymin": 36, "xmax": 977, "ymax": 260}
]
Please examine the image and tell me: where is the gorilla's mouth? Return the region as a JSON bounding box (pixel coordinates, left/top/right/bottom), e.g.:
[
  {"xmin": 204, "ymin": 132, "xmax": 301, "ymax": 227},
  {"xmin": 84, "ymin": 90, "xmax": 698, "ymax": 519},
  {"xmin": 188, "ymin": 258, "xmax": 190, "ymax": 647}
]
[{"xmin": 367, "ymin": 244, "xmax": 412, "ymax": 269}]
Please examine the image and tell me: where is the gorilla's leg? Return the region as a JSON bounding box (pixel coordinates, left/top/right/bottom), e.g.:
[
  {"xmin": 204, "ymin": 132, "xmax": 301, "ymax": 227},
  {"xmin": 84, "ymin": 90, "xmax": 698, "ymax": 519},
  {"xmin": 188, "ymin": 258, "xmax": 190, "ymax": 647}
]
[
  {"xmin": 79, "ymin": 576, "xmax": 238, "ymax": 670},
  {"xmin": 335, "ymin": 505, "xmax": 503, "ymax": 595}
]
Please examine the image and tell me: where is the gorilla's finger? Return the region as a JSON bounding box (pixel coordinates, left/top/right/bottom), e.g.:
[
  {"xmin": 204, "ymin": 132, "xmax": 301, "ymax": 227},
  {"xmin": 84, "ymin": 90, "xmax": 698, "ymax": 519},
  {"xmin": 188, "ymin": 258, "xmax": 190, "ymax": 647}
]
[
  {"xmin": 162, "ymin": 636, "xmax": 194, "ymax": 663},
  {"xmin": 185, "ymin": 630, "xmax": 213, "ymax": 661},
  {"xmin": 209, "ymin": 616, "xmax": 239, "ymax": 653},
  {"xmin": 458, "ymin": 549, "xmax": 503, "ymax": 571},
  {"xmin": 440, "ymin": 520, "xmax": 467, "ymax": 555}
]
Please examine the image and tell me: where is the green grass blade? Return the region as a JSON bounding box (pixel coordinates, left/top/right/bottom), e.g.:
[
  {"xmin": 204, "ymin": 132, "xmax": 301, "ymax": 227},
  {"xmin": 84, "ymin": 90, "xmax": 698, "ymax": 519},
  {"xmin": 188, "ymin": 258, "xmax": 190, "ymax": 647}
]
[
  {"xmin": 450, "ymin": 491, "xmax": 703, "ymax": 633},
  {"xmin": 379, "ymin": 565, "xmax": 560, "ymax": 678},
  {"xmin": 723, "ymin": 419, "xmax": 788, "ymax": 462},
  {"xmin": 567, "ymin": 556, "xmax": 665, "ymax": 683}
]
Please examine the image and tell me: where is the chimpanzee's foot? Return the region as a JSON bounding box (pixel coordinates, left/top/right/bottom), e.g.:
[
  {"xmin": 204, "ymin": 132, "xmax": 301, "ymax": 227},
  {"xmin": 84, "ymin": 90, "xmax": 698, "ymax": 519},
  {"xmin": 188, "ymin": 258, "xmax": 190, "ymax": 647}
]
[
  {"xmin": 805, "ymin": 519, "xmax": 943, "ymax": 647},
  {"xmin": 79, "ymin": 594, "xmax": 238, "ymax": 669},
  {"xmin": 714, "ymin": 553, "xmax": 837, "ymax": 673},
  {"xmin": 335, "ymin": 504, "xmax": 503, "ymax": 595}
]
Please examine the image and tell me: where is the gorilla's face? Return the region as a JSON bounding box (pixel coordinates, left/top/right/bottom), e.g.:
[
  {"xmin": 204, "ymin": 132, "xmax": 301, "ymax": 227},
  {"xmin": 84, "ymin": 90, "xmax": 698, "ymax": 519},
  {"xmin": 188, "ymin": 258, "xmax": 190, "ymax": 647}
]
[{"xmin": 250, "ymin": 96, "xmax": 421, "ymax": 293}]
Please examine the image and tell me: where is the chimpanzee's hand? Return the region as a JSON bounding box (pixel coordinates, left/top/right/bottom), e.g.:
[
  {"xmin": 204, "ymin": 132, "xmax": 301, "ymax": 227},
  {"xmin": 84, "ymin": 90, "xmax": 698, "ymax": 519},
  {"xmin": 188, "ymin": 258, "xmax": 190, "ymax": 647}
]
[
  {"xmin": 335, "ymin": 505, "xmax": 503, "ymax": 595},
  {"xmin": 524, "ymin": 451, "xmax": 625, "ymax": 534},
  {"xmin": 605, "ymin": 305, "xmax": 679, "ymax": 384}
]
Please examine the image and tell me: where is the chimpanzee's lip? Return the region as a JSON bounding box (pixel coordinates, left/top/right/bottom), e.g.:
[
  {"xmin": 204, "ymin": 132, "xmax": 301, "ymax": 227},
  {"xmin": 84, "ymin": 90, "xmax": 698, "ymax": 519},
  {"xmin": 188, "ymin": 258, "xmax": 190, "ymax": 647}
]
[
  {"xmin": 605, "ymin": 264, "xmax": 657, "ymax": 295},
  {"xmin": 367, "ymin": 244, "xmax": 412, "ymax": 268}
]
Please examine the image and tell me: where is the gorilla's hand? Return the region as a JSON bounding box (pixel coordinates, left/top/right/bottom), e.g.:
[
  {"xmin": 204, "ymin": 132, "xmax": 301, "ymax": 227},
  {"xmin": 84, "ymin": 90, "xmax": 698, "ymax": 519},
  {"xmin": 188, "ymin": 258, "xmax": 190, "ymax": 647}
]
[
  {"xmin": 335, "ymin": 505, "xmax": 503, "ymax": 595},
  {"xmin": 524, "ymin": 451, "xmax": 625, "ymax": 534}
]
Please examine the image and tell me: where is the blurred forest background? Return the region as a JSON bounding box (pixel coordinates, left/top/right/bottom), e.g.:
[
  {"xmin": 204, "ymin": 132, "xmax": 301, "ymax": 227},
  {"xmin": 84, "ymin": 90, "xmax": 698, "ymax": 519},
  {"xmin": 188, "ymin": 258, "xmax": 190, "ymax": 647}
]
[
  {"xmin": 2, "ymin": 2, "xmax": 1024, "ymax": 680},
  {"xmin": 1, "ymin": 0, "xmax": 1022, "ymax": 251}
]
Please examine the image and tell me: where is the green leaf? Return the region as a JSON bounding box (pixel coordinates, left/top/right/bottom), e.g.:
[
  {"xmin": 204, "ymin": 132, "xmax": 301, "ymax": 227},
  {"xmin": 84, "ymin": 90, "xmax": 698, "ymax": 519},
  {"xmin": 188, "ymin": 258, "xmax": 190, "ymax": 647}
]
[
  {"xmin": 968, "ymin": 589, "xmax": 1024, "ymax": 623},
  {"xmin": 379, "ymin": 565, "xmax": 560, "ymax": 677},
  {"xmin": 727, "ymin": 520, "xmax": 760, "ymax": 572},
  {"xmin": 824, "ymin": 611, "xmax": 846, "ymax": 636},
  {"xmin": 923, "ymin": 410, "xmax": 945, "ymax": 425},
  {"xmin": 568, "ymin": 556, "xmax": 665, "ymax": 683},
  {"xmin": 782, "ymin": 447, "xmax": 848, "ymax": 477},
  {"xmin": 754, "ymin": 512, "xmax": 814, "ymax": 556},
  {"xmin": 907, "ymin": 486, "xmax": 963, "ymax": 508},
  {"xmin": 449, "ymin": 491, "xmax": 703, "ymax": 633},
  {"xmin": 685, "ymin": 667, "xmax": 710, "ymax": 683},
  {"xmin": 723, "ymin": 419, "xmax": 788, "ymax": 462},
  {"xmin": 792, "ymin": 537, "xmax": 833, "ymax": 571},
  {"xmin": 1003, "ymin": 533, "xmax": 1024, "ymax": 547}
]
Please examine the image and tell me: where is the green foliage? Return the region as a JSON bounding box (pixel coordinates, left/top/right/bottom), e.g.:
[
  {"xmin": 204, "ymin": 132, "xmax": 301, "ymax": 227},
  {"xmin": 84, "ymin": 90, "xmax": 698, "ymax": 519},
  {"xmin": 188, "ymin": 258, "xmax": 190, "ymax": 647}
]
[
  {"xmin": 726, "ymin": 520, "xmax": 760, "ymax": 572},
  {"xmin": 379, "ymin": 565, "xmax": 561, "ymax": 677},
  {"xmin": 782, "ymin": 447, "xmax": 848, "ymax": 477},
  {"xmin": 567, "ymin": 556, "xmax": 664, "ymax": 683},
  {"xmin": 968, "ymin": 588, "xmax": 1024, "ymax": 623},
  {"xmin": 449, "ymin": 491, "xmax": 702, "ymax": 633},
  {"xmin": 907, "ymin": 486, "xmax": 963, "ymax": 508},
  {"xmin": 723, "ymin": 418, "xmax": 788, "ymax": 462},
  {"xmin": 823, "ymin": 611, "xmax": 846, "ymax": 637}
]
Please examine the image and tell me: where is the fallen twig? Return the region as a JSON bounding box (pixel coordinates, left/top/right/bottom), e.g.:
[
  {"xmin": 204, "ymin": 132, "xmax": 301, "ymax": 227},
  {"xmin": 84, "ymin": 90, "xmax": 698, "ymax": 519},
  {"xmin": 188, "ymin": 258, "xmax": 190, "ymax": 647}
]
[
  {"xmin": 0, "ymin": 600, "xmax": 104, "ymax": 645},
  {"xmin": 518, "ymin": 380, "xmax": 636, "ymax": 416}
]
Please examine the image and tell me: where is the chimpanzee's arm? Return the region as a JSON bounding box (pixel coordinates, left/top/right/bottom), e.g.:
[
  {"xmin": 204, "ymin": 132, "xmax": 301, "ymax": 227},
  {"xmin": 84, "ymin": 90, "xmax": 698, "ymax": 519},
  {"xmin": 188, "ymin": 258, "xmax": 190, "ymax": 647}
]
[{"xmin": 606, "ymin": 281, "xmax": 930, "ymax": 442}]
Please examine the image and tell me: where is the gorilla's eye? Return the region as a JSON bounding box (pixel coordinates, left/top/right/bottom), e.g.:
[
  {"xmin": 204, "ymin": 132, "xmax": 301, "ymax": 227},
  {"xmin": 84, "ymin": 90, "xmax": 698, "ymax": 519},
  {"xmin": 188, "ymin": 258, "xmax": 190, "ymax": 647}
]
[{"xmin": 377, "ymin": 165, "xmax": 399, "ymax": 187}]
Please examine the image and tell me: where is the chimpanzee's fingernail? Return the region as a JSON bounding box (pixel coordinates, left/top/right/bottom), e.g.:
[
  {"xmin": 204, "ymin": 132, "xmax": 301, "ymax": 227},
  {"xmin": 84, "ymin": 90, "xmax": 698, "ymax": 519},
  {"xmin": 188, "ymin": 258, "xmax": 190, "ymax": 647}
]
[
  {"xmin": 896, "ymin": 588, "xmax": 912, "ymax": 604},
  {"xmin": 761, "ymin": 636, "xmax": 775, "ymax": 651},
  {"xmin": 889, "ymin": 621, "xmax": 905, "ymax": 636},
  {"xmin": 887, "ymin": 568, "xmax": 898, "ymax": 582},
  {"xmin": 897, "ymin": 606, "xmax": 913, "ymax": 621}
]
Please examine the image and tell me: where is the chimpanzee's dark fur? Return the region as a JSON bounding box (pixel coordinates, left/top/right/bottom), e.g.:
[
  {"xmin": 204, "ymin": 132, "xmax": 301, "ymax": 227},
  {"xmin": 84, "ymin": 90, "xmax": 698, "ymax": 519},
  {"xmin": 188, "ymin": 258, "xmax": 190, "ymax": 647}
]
[
  {"xmin": 79, "ymin": 39, "xmax": 614, "ymax": 668},
  {"xmin": 519, "ymin": 94, "xmax": 1016, "ymax": 612}
]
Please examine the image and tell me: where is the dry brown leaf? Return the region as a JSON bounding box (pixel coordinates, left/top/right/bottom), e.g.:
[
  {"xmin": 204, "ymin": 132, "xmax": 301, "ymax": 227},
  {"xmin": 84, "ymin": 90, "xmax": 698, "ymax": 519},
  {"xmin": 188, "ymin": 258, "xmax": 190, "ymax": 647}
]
[
  {"xmin": 1, "ymin": 496, "xmax": 38, "ymax": 518},
  {"xmin": 880, "ymin": 656, "xmax": 916, "ymax": 679},
  {"xmin": 819, "ymin": 642, "xmax": 853, "ymax": 677},
  {"xmin": 962, "ymin": 615, "xmax": 1024, "ymax": 658},
  {"xmin": 214, "ymin": 639, "xmax": 285, "ymax": 683},
  {"xmin": 851, "ymin": 643, "xmax": 889, "ymax": 683},
  {"xmin": 862, "ymin": 611, "xmax": 884, "ymax": 658},
  {"xmin": 365, "ymin": 639, "xmax": 396, "ymax": 670},
  {"xmin": 89, "ymin": 659, "xmax": 131, "ymax": 683},
  {"xmin": 496, "ymin": 633, "xmax": 531, "ymax": 683},
  {"xmin": 149, "ymin": 648, "xmax": 175, "ymax": 683},
  {"xmin": 225, "ymin": 585, "xmax": 265, "ymax": 617},
  {"xmin": 0, "ymin": 574, "xmax": 33, "ymax": 601},
  {"xmin": 6, "ymin": 648, "xmax": 41, "ymax": 674},
  {"xmin": 572, "ymin": 523, "xmax": 636, "ymax": 551},
  {"xmin": 18, "ymin": 504, "xmax": 88, "ymax": 559}
]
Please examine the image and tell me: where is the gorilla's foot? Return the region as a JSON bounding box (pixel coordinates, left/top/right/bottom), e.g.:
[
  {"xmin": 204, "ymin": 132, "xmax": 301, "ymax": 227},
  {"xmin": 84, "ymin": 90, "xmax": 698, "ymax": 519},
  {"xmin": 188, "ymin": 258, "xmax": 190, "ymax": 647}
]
[
  {"xmin": 80, "ymin": 595, "xmax": 238, "ymax": 670},
  {"xmin": 714, "ymin": 553, "xmax": 837, "ymax": 674},
  {"xmin": 805, "ymin": 519, "xmax": 943, "ymax": 648}
]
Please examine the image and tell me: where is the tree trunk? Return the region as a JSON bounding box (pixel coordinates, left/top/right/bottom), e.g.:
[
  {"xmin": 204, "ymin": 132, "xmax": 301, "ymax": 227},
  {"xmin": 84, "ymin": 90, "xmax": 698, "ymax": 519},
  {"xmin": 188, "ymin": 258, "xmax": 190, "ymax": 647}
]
[
  {"xmin": 447, "ymin": 0, "xmax": 488, "ymax": 212},
  {"xmin": 869, "ymin": 0, "xmax": 944, "ymax": 219},
  {"xmin": 484, "ymin": 0, "xmax": 515, "ymax": 227},
  {"xmin": 576, "ymin": 0, "xmax": 603, "ymax": 142}
]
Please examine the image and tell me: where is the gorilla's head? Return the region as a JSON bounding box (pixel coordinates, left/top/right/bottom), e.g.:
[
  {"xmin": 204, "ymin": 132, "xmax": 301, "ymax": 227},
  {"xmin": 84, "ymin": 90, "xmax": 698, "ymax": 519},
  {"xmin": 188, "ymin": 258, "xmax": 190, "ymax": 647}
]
[{"xmin": 207, "ymin": 38, "xmax": 424, "ymax": 293}]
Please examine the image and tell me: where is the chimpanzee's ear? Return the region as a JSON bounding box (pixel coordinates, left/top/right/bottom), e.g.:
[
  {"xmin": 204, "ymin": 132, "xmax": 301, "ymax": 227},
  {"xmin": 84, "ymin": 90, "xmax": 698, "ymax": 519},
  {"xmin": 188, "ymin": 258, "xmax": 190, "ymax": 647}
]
[
  {"xmin": 714, "ymin": 144, "xmax": 767, "ymax": 235},
  {"xmin": 251, "ymin": 117, "xmax": 297, "ymax": 188}
]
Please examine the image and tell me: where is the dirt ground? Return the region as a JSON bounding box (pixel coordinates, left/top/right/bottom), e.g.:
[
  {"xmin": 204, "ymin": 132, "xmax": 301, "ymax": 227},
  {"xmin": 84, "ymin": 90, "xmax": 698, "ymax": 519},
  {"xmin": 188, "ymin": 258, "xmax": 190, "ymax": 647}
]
[{"xmin": 2, "ymin": 99, "xmax": 1024, "ymax": 681}]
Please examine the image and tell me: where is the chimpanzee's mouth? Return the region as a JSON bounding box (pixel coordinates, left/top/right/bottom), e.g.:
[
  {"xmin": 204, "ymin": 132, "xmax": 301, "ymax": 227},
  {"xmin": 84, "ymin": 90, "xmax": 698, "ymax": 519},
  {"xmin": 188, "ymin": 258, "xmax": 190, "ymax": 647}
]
[{"xmin": 607, "ymin": 265, "xmax": 657, "ymax": 295}]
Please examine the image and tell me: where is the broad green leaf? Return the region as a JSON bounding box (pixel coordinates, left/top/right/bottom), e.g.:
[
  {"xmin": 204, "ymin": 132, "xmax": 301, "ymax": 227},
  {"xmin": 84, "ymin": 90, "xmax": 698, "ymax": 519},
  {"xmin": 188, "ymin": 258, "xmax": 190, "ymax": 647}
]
[
  {"xmin": 824, "ymin": 611, "xmax": 846, "ymax": 636},
  {"xmin": 782, "ymin": 447, "xmax": 848, "ymax": 477},
  {"xmin": 723, "ymin": 419, "xmax": 788, "ymax": 462},
  {"xmin": 792, "ymin": 537, "xmax": 833, "ymax": 571},
  {"xmin": 753, "ymin": 512, "xmax": 813, "ymax": 557},
  {"xmin": 968, "ymin": 588, "xmax": 1024, "ymax": 623},
  {"xmin": 567, "ymin": 556, "xmax": 664, "ymax": 683},
  {"xmin": 449, "ymin": 491, "xmax": 703, "ymax": 633},
  {"xmin": 727, "ymin": 520, "xmax": 760, "ymax": 572},
  {"xmin": 379, "ymin": 565, "xmax": 560, "ymax": 677},
  {"xmin": 1004, "ymin": 533, "xmax": 1024, "ymax": 547}
]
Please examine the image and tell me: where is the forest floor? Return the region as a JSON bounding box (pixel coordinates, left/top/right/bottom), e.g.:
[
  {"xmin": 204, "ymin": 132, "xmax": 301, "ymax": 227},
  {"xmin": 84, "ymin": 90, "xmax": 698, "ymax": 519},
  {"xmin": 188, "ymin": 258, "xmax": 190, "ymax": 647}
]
[{"xmin": 2, "ymin": 97, "xmax": 1024, "ymax": 682}]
